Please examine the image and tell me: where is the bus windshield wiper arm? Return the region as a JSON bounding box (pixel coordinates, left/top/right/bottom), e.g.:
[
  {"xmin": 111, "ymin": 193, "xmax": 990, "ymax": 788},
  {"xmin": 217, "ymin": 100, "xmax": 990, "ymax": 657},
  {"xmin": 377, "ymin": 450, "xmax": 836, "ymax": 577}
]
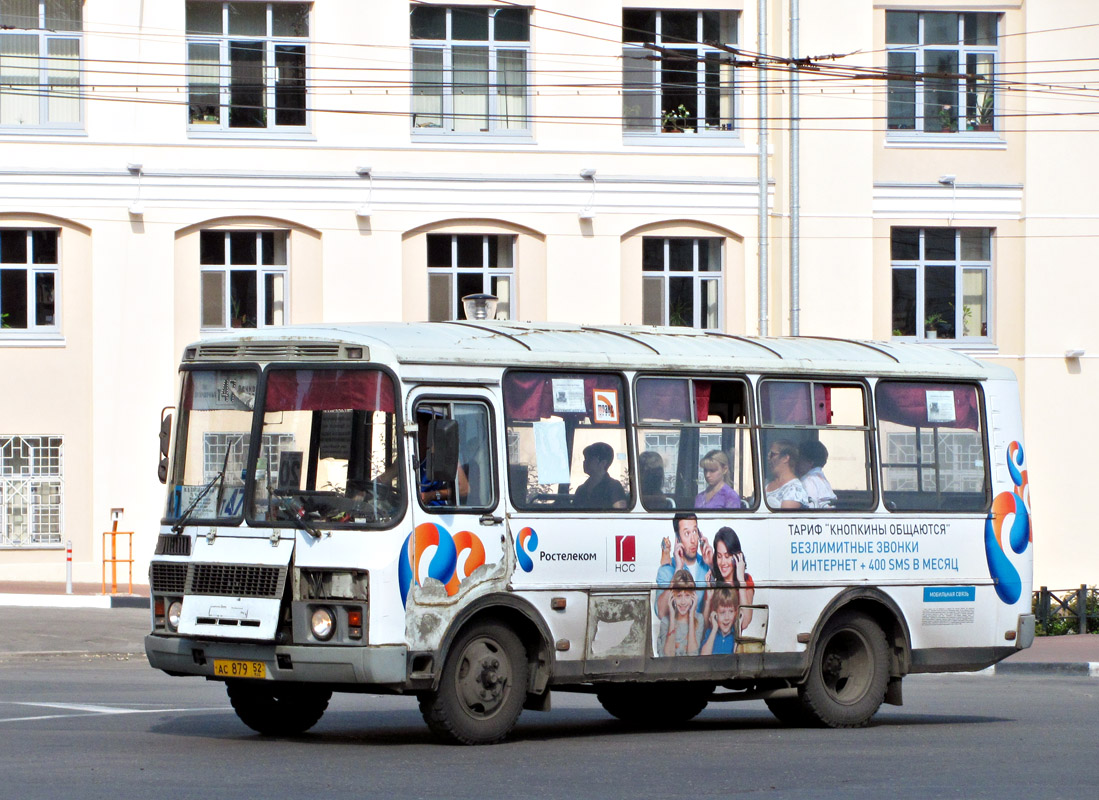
[
  {"xmin": 278, "ymin": 496, "xmax": 322, "ymax": 539},
  {"xmin": 170, "ymin": 471, "xmax": 224, "ymax": 534}
]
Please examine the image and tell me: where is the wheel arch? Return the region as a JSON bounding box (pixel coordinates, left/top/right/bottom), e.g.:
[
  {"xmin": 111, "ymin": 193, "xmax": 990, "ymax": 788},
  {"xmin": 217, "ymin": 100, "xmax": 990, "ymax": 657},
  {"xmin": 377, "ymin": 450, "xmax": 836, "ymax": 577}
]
[
  {"xmin": 431, "ymin": 593, "xmax": 555, "ymax": 698},
  {"xmin": 807, "ymin": 587, "xmax": 912, "ymax": 679}
]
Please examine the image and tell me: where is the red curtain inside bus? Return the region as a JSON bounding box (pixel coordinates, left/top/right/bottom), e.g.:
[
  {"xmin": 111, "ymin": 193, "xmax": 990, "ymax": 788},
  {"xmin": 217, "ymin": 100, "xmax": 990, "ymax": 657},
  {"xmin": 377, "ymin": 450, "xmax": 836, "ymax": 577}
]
[
  {"xmin": 876, "ymin": 382, "xmax": 979, "ymax": 430},
  {"xmin": 504, "ymin": 372, "xmax": 625, "ymax": 422},
  {"xmin": 264, "ymin": 369, "xmax": 395, "ymax": 413},
  {"xmin": 760, "ymin": 381, "xmax": 832, "ymax": 425}
]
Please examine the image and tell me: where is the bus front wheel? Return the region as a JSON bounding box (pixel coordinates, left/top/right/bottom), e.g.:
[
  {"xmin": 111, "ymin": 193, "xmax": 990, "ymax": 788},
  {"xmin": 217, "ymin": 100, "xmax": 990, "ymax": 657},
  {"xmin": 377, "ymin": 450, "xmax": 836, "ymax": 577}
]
[
  {"xmin": 225, "ymin": 680, "xmax": 331, "ymax": 736},
  {"xmin": 419, "ymin": 621, "xmax": 529, "ymax": 745},
  {"xmin": 798, "ymin": 612, "xmax": 890, "ymax": 728}
]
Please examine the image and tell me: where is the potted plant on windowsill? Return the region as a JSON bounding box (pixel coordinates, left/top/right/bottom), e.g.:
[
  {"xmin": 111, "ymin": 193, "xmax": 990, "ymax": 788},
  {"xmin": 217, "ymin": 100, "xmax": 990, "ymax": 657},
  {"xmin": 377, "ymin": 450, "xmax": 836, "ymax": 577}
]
[
  {"xmin": 661, "ymin": 104, "xmax": 690, "ymax": 133},
  {"xmin": 937, "ymin": 104, "xmax": 956, "ymax": 133},
  {"xmin": 924, "ymin": 313, "xmax": 945, "ymax": 339}
]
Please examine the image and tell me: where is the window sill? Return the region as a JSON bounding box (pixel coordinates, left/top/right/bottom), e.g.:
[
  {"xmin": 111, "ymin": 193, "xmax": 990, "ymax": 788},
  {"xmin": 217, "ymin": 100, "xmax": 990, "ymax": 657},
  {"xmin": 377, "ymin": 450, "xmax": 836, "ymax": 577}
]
[
  {"xmin": 0, "ymin": 544, "xmax": 65, "ymax": 550},
  {"xmin": 0, "ymin": 334, "xmax": 65, "ymax": 347},
  {"xmin": 411, "ymin": 131, "xmax": 535, "ymax": 146},
  {"xmin": 885, "ymin": 132, "xmax": 1005, "ymax": 150},
  {"xmin": 892, "ymin": 337, "xmax": 996, "ymax": 353},
  {"xmin": 0, "ymin": 126, "xmax": 86, "ymax": 137},
  {"xmin": 187, "ymin": 128, "xmax": 315, "ymax": 142},
  {"xmin": 624, "ymin": 132, "xmax": 743, "ymax": 148}
]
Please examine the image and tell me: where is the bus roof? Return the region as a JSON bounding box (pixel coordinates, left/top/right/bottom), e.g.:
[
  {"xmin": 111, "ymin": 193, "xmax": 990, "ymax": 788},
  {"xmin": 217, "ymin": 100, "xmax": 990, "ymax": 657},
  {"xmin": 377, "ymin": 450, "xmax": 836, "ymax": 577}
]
[{"xmin": 186, "ymin": 321, "xmax": 1013, "ymax": 381}]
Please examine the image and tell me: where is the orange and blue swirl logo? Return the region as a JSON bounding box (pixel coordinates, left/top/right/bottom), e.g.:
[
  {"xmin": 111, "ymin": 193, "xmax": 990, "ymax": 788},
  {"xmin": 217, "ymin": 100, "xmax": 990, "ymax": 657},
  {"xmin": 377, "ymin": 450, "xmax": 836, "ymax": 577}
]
[
  {"xmin": 398, "ymin": 522, "xmax": 486, "ymax": 607},
  {"xmin": 516, "ymin": 526, "xmax": 538, "ymax": 572},
  {"xmin": 984, "ymin": 441, "xmax": 1031, "ymax": 604}
]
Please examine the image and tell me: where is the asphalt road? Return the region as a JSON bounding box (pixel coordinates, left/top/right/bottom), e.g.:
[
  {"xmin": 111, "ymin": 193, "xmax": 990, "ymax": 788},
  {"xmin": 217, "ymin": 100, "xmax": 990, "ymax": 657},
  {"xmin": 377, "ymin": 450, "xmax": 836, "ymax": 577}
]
[{"xmin": 0, "ymin": 653, "xmax": 1095, "ymax": 800}]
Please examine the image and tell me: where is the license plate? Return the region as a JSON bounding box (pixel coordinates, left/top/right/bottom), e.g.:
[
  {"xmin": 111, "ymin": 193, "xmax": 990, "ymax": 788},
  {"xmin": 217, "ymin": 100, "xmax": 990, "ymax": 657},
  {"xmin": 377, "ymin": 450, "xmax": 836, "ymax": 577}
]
[{"xmin": 213, "ymin": 659, "xmax": 266, "ymax": 679}]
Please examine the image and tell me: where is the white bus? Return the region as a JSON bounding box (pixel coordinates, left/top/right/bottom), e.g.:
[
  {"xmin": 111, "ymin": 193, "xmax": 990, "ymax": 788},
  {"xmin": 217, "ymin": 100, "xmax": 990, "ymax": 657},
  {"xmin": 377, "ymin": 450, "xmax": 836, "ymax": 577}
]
[{"xmin": 146, "ymin": 321, "xmax": 1035, "ymax": 744}]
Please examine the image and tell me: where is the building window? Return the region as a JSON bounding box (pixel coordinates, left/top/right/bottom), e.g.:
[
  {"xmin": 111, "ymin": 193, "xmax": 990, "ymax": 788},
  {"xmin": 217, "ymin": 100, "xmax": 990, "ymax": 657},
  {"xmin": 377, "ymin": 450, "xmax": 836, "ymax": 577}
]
[
  {"xmin": 891, "ymin": 227, "xmax": 990, "ymax": 341},
  {"xmin": 622, "ymin": 9, "xmax": 736, "ymax": 135},
  {"xmin": 886, "ymin": 11, "xmax": 998, "ymax": 134},
  {"xmin": 0, "ymin": 229, "xmax": 58, "ymax": 335},
  {"xmin": 0, "ymin": 435, "xmax": 62, "ymax": 547},
  {"xmin": 200, "ymin": 230, "xmax": 288, "ymax": 329},
  {"xmin": 642, "ymin": 237, "xmax": 722, "ymax": 328},
  {"xmin": 427, "ymin": 233, "xmax": 515, "ymax": 320},
  {"xmin": 0, "ymin": 0, "xmax": 81, "ymax": 128},
  {"xmin": 186, "ymin": 1, "xmax": 308, "ymax": 131},
  {"xmin": 410, "ymin": 5, "xmax": 530, "ymax": 135}
]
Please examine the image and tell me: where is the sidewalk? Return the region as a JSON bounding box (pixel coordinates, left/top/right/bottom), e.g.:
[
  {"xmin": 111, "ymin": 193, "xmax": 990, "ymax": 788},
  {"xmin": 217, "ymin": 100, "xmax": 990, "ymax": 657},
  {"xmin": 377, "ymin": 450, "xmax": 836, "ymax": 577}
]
[{"xmin": 1, "ymin": 581, "xmax": 1096, "ymax": 674}]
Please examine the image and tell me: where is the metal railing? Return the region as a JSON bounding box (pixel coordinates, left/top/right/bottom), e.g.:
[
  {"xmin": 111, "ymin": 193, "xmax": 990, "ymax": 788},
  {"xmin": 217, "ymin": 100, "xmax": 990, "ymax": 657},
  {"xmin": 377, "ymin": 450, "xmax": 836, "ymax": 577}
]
[{"xmin": 1033, "ymin": 585, "xmax": 1099, "ymax": 635}]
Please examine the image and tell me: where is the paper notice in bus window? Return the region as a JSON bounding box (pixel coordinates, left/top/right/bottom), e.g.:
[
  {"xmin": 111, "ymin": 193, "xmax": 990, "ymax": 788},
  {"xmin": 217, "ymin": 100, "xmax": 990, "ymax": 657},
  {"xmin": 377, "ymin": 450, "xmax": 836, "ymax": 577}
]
[
  {"xmin": 191, "ymin": 371, "xmax": 257, "ymax": 411},
  {"xmin": 926, "ymin": 390, "xmax": 956, "ymax": 423},
  {"xmin": 593, "ymin": 389, "xmax": 619, "ymax": 423},
  {"xmin": 551, "ymin": 379, "xmax": 586, "ymax": 413},
  {"xmin": 534, "ymin": 419, "xmax": 570, "ymax": 484}
]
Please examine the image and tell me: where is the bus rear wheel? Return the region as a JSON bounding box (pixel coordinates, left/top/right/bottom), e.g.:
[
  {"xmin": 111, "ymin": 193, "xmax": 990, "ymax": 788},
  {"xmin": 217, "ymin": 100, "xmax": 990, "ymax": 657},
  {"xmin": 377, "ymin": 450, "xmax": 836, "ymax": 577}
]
[
  {"xmin": 419, "ymin": 621, "xmax": 529, "ymax": 745},
  {"xmin": 226, "ymin": 681, "xmax": 331, "ymax": 736},
  {"xmin": 597, "ymin": 682, "xmax": 712, "ymax": 727},
  {"xmin": 798, "ymin": 612, "xmax": 890, "ymax": 728}
]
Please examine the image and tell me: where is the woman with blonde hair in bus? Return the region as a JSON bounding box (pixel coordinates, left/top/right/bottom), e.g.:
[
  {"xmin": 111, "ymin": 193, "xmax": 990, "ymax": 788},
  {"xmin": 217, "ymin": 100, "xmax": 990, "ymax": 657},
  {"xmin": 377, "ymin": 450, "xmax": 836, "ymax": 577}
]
[
  {"xmin": 694, "ymin": 449, "xmax": 742, "ymax": 509},
  {"xmin": 765, "ymin": 439, "xmax": 809, "ymax": 510}
]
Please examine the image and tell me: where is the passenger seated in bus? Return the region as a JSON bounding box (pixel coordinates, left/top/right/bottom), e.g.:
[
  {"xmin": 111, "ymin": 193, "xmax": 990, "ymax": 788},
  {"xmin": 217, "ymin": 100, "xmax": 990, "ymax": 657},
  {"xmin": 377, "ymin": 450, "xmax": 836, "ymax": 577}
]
[
  {"xmin": 659, "ymin": 569, "xmax": 703, "ymax": 657},
  {"xmin": 656, "ymin": 513, "xmax": 712, "ymax": 617},
  {"xmin": 572, "ymin": 442, "xmax": 628, "ymax": 509},
  {"xmin": 639, "ymin": 450, "xmax": 673, "ymax": 509},
  {"xmin": 700, "ymin": 588, "xmax": 739, "ymax": 655},
  {"xmin": 703, "ymin": 526, "xmax": 755, "ymax": 632},
  {"xmin": 413, "ymin": 409, "xmax": 468, "ymax": 507},
  {"xmin": 797, "ymin": 440, "xmax": 837, "ymax": 510},
  {"xmin": 765, "ymin": 440, "xmax": 809, "ymax": 509},
  {"xmin": 694, "ymin": 450, "xmax": 742, "ymax": 509}
]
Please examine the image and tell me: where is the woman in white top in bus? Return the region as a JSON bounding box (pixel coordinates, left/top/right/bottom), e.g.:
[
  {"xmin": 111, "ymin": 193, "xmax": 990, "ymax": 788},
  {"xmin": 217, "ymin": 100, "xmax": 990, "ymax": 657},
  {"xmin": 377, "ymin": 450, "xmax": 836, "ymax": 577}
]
[
  {"xmin": 694, "ymin": 450, "xmax": 742, "ymax": 509},
  {"xmin": 797, "ymin": 440, "xmax": 837, "ymax": 510},
  {"xmin": 703, "ymin": 526, "xmax": 755, "ymax": 633},
  {"xmin": 765, "ymin": 440, "xmax": 809, "ymax": 509}
]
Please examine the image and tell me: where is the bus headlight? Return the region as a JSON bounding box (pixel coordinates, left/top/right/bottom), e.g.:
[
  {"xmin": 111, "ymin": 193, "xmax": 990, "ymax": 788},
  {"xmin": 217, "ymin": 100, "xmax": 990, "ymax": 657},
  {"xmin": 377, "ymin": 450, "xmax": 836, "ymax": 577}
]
[
  {"xmin": 310, "ymin": 607, "xmax": 336, "ymax": 641},
  {"xmin": 166, "ymin": 600, "xmax": 183, "ymax": 632}
]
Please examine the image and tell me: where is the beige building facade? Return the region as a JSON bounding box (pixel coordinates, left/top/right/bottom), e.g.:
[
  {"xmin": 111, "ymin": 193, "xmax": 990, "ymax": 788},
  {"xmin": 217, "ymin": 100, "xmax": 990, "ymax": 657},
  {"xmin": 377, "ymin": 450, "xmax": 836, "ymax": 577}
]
[{"xmin": 0, "ymin": 0, "xmax": 1094, "ymax": 589}]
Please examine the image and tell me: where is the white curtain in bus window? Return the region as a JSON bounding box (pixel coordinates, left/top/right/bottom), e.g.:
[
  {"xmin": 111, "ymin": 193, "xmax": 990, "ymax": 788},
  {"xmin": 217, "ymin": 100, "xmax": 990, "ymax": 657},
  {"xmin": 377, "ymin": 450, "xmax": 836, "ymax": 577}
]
[
  {"xmin": 503, "ymin": 371, "xmax": 630, "ymax": 510},
  {"xmin": 634, "ymin": 377, "xmax": 755, "ymax": 511},
  {"xmin": 250, "ymin": 369, "xmax": 400, "ymax": 526},
  {"xmin": 876, "ymin": 381, "xmax": 988, "ymax": 512},
  {"xmin": 759, "ymin": 380, "xmax": 873, "ymax": 511}
]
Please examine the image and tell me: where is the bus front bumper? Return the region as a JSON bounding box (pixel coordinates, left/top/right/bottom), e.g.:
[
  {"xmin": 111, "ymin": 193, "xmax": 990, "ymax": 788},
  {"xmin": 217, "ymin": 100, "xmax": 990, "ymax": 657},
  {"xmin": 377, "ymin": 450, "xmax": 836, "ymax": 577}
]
[{"xmin": 145, "ymin": 633, "xmax": 408, "ymax": 687}]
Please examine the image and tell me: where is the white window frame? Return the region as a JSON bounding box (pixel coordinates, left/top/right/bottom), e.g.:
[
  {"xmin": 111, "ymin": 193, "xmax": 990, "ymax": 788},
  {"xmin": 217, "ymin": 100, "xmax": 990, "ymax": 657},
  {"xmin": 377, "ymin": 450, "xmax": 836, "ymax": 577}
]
[
  {"xmin": 186, "ymin": 1, "xmax": 309, "ymax": 135},
  {"xmin": 199, "ymin": 230, "xmax": 289, "ymax": 331},
  {"xmin": 0, "ymin": 435, "xmax": 63, "ymax": 548},
  {"xmin": 427, "ymin": 233, "xmax": 516, "ymax": 321},
  {"xmin": 410, "ymin": 5, "xmax": 532, "ymax": 139},
  {"xmin": 641, "ymin": 236, "xmax": 723, "ymax": 329},
  {"xmin": 0, "ymin": 228, "xmax": 60, "ymax": 338},
  {"xmin": 0, "ymin": 0, "xmax": 82, "ymax": 130},
  {"xmin": 885, "ymin": 10, "xmax": 999, "ymax": 137},
  {"xmin": 622, "ymin": 9, "xmax": 737, "ymax": 139},
  {"xmin": 890, "ymin": 227, "xmax": 992, "ymax": 343}
]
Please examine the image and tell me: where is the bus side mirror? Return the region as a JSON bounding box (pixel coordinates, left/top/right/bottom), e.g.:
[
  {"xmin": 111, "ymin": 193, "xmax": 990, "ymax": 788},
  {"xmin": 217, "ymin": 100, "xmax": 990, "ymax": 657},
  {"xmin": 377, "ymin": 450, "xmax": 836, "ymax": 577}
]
[
  {"xmin": 158, "ymin": 410, "xmax": 173, "ymax": 484},
  {"xmin": 426, "ymin": 418, "xmax": 459, "ymax": 482}
]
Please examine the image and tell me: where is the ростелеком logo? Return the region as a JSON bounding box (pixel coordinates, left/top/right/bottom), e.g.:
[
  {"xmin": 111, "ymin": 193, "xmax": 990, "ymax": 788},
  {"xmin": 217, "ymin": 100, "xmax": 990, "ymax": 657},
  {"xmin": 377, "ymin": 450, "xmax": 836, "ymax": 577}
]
[
  {"xmin": 516, "ymin": 526, "xmax": 539, "ymax": 572},
  {"xmin": 984, "ymin": 441, "xmax": 1031, "ymax": 604}
]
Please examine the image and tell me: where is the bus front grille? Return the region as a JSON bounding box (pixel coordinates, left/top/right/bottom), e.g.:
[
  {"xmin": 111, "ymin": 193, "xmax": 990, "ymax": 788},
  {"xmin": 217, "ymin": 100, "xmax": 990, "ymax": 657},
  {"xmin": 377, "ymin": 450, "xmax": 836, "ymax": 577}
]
[
  {"xmin": 187, "ymin": 564, "xmax": 287, "ymax": 599},
  {"xmin": 150, "ymin": 563, "xmax": 188, "ymax": 595}
]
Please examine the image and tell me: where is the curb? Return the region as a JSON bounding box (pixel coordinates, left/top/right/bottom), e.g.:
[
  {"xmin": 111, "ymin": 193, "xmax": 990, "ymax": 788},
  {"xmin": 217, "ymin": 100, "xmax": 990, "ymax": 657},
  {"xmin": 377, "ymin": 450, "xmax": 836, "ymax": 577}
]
[
  {"xmin": 0, "ymin": 594, "xmax": 148, "ymax": 610},
  {"xmin": 994, "ymin": 661, "xmax": 1099, "ymax": 677}
]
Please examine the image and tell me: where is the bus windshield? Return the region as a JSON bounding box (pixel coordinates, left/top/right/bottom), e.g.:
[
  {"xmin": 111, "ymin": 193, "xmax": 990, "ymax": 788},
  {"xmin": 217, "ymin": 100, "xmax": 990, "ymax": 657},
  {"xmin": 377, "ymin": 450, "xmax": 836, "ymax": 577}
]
[
  {"xmin": 249, "ymin": 367, "xmax": 403, "ymax": 527},
  {"xmin": 166, "ymin": 368, "xmax": 257, "ymax": 521}
]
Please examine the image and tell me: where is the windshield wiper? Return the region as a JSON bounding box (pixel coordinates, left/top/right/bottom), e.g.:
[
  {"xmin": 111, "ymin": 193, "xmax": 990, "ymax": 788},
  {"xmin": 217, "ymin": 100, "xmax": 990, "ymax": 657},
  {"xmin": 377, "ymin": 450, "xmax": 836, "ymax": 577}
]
[
  {"xmin": 170, "ymin": 471, "xmax": 224, "ymax": 534},
  {"xmin": 278, "ymin": 496, "xmax": 322, "ymax": 539}
]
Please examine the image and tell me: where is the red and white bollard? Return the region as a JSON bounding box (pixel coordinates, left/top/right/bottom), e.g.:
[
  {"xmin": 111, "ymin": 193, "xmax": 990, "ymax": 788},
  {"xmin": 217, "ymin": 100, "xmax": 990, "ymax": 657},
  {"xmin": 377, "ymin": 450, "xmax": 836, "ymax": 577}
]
[{"xmin": 65, "ymin": 540, "xmax": 73, "ymax": 595}]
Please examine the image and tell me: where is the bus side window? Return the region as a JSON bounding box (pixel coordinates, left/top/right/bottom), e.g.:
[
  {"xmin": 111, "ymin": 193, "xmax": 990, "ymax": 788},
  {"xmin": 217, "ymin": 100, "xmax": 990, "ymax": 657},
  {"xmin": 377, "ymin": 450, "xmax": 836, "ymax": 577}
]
[
  {"xmin": 759, "ymin": 380, "xmax": 874, "ymax": 512},
  {"xmin": 876, "ymin": 381, "xmax": 989, "ymax": 512}
]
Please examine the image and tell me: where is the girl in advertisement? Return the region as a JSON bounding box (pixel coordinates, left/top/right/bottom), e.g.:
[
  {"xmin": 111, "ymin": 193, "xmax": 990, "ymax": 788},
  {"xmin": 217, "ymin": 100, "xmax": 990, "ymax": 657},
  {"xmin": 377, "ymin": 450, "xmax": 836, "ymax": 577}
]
[{"xmin": 703, "ymin": 526, "xmax": 755, "ymax": 636}]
